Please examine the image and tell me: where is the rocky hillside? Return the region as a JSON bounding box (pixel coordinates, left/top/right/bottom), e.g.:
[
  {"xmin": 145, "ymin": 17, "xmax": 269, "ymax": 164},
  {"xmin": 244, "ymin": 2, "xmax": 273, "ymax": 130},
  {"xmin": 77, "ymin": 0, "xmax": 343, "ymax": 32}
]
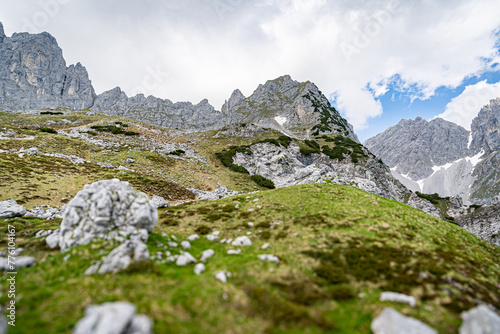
[
  {"xmin": 0, "ymin": 23, "xmax": 95, "ymax": 110},
  {"xmin": 365, "ymin": 103, "xmax": 500, "ymax": 204},
  {"xmin": 2, "ymin": 182, "xmax": 500, "ymax": 333}
]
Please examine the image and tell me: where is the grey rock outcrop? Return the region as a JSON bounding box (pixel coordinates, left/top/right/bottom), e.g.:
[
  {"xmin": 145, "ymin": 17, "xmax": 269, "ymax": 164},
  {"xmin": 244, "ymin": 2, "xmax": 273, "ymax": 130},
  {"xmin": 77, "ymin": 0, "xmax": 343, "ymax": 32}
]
[
  {"xmin": 470, "ymin": 98, "xmax": 500, "ymax": 153},
  {"xmin": 59, "ymin": 179, "xmax": 158, "ymax": 251},
  {"xmin": 0, "ymin": 200, "xmax": 26, "ymax": 218},
  {"xmin": 73, "ymin": 302, "xmax": 153, "ymax": 334},
  {"xmin": 452, "ymin": 201, "xmax": 500, "ymax": 246},
  {"xmin": 365, "ymin": 117, "xmax": 470, "ymax": 180},
  {"xmin": 371, "ymin": 307, "xmax": 437, "ymax": 334},
  {"xmin": 459, "ymin": 305, "xmax": 500, "ymax": 334},
  {"xmin": 231, "ymin": 141, "xmax": 439, "ymax": 217},
  {"xmin": 0, "ymin": 23, "xmax": 96, "ymax": 110}
]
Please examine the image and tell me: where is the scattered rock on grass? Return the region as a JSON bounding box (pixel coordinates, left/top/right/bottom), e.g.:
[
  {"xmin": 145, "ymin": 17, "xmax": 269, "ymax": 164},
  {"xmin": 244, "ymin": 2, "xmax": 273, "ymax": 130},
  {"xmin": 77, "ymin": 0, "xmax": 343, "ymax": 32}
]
[
  {"xmin": 73, "ymin": 302, "xmax": 153, "ymax": 334},
  {"xmin": 231, "ymin": 236, "xmax": 252, "ymax": 246},
  {"xmin": 257, "ymin": 254, "xmax": 280, "ymax": 263},
  {"xmin": 176, "ymin": 252, "xmax": 197, "ymax": 266},
  {"xmin": 151, "ymin": 196, "xmax": 168, "ymax": 208},
  {"xmin": 459, "ymin": 305, "xmax": 500, "ymax": 334},
  {"xmin": 215, "ymin": 271, "xmax": 231, "ymax": 283},
  {"xmin": 0, "ymin": 200, "xmax": 26, "ymax": 219},
  {"xmin": 194, "ymin": 263, "xmax": 206, "ymax": 275},
  {"xmin": 186, "ymin": 234, "xmax": 199, "ymax": 241},
  {"xmin": 380, "ymin": 291, "xmax": 417, "ymax": 307},
  {"xmin": 181, "ymin": 241, "xmax": 191, "ymax": 249},
  {"xmin": 45, "ymin": 230, "xmax": 60, "ymax": 249},
  {"xmin": 371, "ymin": 308, "xmax": 437, "ymax": 334},
  {"xmin": 200, "ymin": 249, "xmax": 215, "ymax": 263},
  {"xmin": 85, "ymin": 238, "xmax": 150, "ymax": 275}
]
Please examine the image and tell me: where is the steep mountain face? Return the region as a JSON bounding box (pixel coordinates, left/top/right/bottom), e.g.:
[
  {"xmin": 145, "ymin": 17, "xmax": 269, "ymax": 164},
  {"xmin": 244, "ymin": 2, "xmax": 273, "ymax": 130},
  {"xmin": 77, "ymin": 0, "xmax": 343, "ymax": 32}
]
[
  {"xmin": 220, "ymin": 75, "xmax": 358, "ymax": 140},
  {"xmin": 364, "ymin": 117, "xmax": 470, "ymax": 180},
  {"xmin": 0, "ymin": 23, "xmax": 95, "ymax": 110},
  {"xmin": 365, "ymin": 100, "xmax": 500, "ymax": 204},
  {"xmin": 470, "ymin": 97, "xmax": 500, "ymax": 153}
]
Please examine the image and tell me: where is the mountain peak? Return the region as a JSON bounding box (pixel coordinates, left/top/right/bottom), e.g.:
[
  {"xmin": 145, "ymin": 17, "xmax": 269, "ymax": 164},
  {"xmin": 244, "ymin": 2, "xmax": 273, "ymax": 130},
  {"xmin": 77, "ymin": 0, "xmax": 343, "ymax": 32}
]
[{"xmin": 0, "ymin": 22, "xmax": 5, "ymax": 42}]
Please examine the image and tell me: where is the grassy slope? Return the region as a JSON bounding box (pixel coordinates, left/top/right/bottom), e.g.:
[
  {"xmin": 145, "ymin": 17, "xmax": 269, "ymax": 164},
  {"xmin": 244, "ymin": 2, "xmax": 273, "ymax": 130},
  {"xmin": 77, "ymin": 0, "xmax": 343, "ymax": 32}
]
[{"xmin": 1, "ymin": 183, "xmax": 499, "ymax": 333}]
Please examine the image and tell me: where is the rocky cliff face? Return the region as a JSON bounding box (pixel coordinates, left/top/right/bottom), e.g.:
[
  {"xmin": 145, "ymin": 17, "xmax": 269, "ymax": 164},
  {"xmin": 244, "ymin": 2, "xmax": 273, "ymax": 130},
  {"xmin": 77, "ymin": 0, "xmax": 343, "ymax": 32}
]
[
  {"xmin": 364, "ymin": 117, "xmax": 470, "ymax": 180},
  {"xmin": 0, "ymin": 23, "xmax": 95, "ymax": 110},
  {"xmin": 230, "ymin": 139, "xmax": 439, "ymax": 218},
  {"xmin": 220, "ymin": 75, "xmax": 358, "ymax": 141},
  {"xmin": 470, "ymin": 97, "xmax": 500, "ymax": 153}
]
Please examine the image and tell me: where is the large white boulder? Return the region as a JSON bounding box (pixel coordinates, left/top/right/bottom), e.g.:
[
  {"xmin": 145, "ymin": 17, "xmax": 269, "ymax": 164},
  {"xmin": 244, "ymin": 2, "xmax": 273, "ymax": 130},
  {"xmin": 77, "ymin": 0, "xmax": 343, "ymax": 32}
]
[{"xmin": 59, "ymin": 179, "xmax": 158, "ymax": 251}]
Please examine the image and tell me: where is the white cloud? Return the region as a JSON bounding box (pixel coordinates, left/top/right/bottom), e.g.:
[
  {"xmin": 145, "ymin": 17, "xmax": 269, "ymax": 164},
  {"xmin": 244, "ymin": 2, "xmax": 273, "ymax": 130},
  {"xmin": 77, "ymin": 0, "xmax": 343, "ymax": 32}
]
[
  {"xmin": 0, "ymin": 0, "xmax": 500, "ymax": 131},
  {"xmin": 436, "ymin": 80, "xmax": 500, "ymax": 129}
]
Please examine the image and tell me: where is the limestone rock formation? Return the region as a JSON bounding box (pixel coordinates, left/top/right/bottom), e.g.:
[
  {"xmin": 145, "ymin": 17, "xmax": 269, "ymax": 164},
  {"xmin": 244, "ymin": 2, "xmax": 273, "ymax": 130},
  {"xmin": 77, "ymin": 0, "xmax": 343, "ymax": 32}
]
[
  {"xmin": 73, "ymin": 302, "xmax": 153, "ymax": 334},
  {"xmin": 59, "ymin": 179, "xmax": 158, "ymax": 251},
  {"xmin": 0, "ymin": 22, "xmax": 96, "ymax": 110},
  {"xmin": 0, "ymin": 200, "xmax": 26, "ymax": 218}
]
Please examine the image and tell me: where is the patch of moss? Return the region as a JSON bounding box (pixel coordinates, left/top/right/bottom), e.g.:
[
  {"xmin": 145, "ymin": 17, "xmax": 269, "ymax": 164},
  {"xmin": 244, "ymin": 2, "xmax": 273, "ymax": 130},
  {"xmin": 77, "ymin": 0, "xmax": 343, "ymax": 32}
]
[{"xmin": 195, "ymin": 225, "xmax": 211, "ymax": 235}]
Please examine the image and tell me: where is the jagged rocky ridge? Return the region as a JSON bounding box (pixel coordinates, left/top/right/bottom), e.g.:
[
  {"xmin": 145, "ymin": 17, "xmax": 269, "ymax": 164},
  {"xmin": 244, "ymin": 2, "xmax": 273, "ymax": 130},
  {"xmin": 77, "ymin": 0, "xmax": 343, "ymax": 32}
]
[
  {"xmin": 0, "ymin": 23, "xmax": 95, "ymax": 110},
  {"xmin": 365, "ymin": 101, "xmax": 500, "ymax": 205},
  {"xmin": 94, "ymin": 75, "xmax": 358, "ymax": 141}
]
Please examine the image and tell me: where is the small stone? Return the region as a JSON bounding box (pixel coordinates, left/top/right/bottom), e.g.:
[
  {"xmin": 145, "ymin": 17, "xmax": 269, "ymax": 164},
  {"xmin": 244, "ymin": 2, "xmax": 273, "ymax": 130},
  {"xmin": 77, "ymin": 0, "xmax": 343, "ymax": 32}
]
[
  {"xmin": 168, "ymin": 242, "xmax": 178, "ymax": 248},
  {"xmin": 232, "ymin": 236, "xmax": 252, "ymax": 246},
  {"xmin": 261, "ymin": 243, "xmax": 270, "ymax": 249},
  {"xmin": 186, "ymin": 234, "xmax": 199, "ymax": 241},
  {"xmin": 176, "ymin": 252, "xmax": 196, "ymax": 266},
  {"xmin": 227, "ymin": 249, "xmax": 241, "ymax": 255},
  {"xmin": 181, "ymin": 241, "xmax": 191, "ymax": 249},
  {"xmin": 371, "ymin": 307, "xmax": 437, "ymax": 334},
  {"xmin": 206, "ymin": 235, "xmax": 217, "ymax": 241},
  {"xmin": 194, "ymin": 263, "xmax": 206, "ymax": 275},
  {"xmin": 45, "ymin": 230, "xmax": 60, "ymax": 249},
  {"xmin": 215, "ymin": 271, "xmax": 228, "ymax": 283},
  {"xmin": 200, "ymin": 249, "xmax": 215, "ymax": 263},
  {"xmin": 151, "ymin": 196, "xmax": 168, "ymax": 208},
  {"xmin": 380, "ymin": 292, "xmax": 417, "ymax": 307},
  {"xmin": 258, "ymin": 254, "xmax": 280, "ymax": 263}
]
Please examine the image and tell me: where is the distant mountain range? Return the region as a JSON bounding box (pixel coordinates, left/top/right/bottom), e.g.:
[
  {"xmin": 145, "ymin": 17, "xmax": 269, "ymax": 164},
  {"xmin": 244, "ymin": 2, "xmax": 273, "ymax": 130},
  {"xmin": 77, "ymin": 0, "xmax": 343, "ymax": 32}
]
[{"xmin": 365, "ymin": 99, "xmax": 500, "ymax": 204}]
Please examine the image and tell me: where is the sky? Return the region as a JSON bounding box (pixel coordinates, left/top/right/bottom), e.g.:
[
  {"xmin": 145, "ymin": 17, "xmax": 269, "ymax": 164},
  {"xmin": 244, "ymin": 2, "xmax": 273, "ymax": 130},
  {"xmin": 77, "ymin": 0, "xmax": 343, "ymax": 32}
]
[{"xmin": 1, "ymin": 0, "xmax": 500, "ymax": 142}]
